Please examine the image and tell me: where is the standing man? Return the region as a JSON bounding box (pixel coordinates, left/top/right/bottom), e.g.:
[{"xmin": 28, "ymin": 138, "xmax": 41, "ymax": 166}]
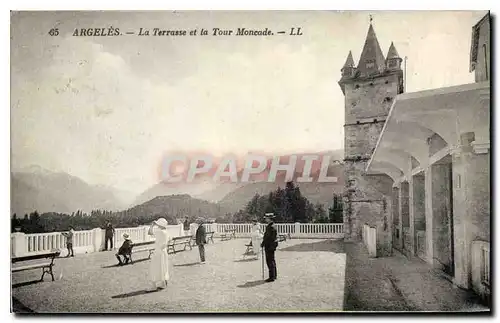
[
  {"xmin": 195, "ymin": 218, "xmax": 207, "ymax": 264},
  {"xmin": 183, "ymin": 216, "xmax": 190, "ymax": 235},
  {"xmin": 261, "ymin": 213, "xmax": 278, "ymax": 282},
  {"xmin": 104, "ymin": 221, "xmax": 115, "ymax": 251},
  {"xmin": 61, "ymin": 226, "xmax": 75, "ymax": 257}
]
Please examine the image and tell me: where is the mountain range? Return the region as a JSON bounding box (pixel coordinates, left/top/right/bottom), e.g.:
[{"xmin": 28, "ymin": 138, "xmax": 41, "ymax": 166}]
[
  {"xmin": 11, "ymin": 166, "xmax": 133, "ymax": 216},
  {"xmin": 11, "ymin": 149, "xmax": 344, "ymax": 217}
]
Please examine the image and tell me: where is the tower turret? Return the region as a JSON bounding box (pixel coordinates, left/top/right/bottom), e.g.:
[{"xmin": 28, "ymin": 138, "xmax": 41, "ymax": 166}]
[
  {"xmin": 341, "ymin": 51, "xmax": 355, "ymax": 77},
  {"xmin": 386, "ymin": 42, "xmax": 402, "ymax": 71}
]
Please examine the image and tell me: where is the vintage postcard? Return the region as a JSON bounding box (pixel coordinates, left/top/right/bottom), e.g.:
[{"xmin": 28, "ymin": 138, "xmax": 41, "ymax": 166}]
[{"xmin": 10, "ymin": 10, "xmax": 490, "ymax": 313}]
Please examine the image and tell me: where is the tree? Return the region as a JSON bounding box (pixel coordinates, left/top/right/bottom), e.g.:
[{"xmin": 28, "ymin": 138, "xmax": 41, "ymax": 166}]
[
  {"xmin": 329, "ymin": 194, "xmax": 343, "ymax": 223},
  {"xmin": 313, "ymin": 203, "xmax": 328, "ymax": 223}
]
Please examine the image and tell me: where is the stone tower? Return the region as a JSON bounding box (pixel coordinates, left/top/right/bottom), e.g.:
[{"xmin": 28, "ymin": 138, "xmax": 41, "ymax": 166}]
[{"xmin": 339, "ymin": 22, "xmax": 404, "ymax": 248}]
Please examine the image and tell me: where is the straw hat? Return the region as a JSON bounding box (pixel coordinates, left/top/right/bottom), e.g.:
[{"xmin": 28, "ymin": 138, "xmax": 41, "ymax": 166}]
[
  {"xmin": 154, "ymin": 218, "xmax": 169, "ymax": 229},
  {"xmin": 264, "ymin": 213, "xmax": 275, "ymax": 219},
  {"xmin": 123, "ymin": 233, "xmax": 129, "ymax": 239}
]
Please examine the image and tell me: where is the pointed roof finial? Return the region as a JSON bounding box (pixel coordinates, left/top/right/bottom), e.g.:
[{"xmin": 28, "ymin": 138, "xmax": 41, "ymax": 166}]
[
  {"xmin": 357, "ymin": 23, "xmax": 386, "ymax": 75},
  {"xmin": 370, "ymin": 14, "xmax": 373, "ymax": 24}
]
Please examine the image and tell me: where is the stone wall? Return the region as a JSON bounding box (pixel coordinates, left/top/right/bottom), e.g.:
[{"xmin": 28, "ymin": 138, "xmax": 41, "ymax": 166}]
[
  {"xmin": 344, "ymin": 74, "xmax": 400, "ymax": 124},
  {"xmin": 474, "ymin": 16, "xmax": 490, "ymax": 83}
]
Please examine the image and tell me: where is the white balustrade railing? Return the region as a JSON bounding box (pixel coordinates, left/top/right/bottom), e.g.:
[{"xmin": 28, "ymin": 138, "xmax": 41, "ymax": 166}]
[
  {"xmin": 11, "ymin": 224, "xmax": 184, "ymax": 257},
  {"xmin": 11, "ymin": 222, "xmax": 343, "ymax": 257},
  {"xmin": 214, "ymin": 222, "xmax": 344, "ymax": 239},
  {"xmin": 471, "ymin": 240, "xmax": 490, "ymax": 303}
]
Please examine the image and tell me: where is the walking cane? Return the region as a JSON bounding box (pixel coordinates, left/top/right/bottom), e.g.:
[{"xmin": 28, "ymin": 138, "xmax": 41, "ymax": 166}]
[{"xmin": 261, "ymin": 247, "xmax": 265, "ymax": 280}]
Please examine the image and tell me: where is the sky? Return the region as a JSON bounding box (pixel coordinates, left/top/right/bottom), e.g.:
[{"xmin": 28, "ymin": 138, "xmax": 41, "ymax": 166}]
[{"xmin": 10, "ymin": 10, "xmax": 488, "ymax": 194}]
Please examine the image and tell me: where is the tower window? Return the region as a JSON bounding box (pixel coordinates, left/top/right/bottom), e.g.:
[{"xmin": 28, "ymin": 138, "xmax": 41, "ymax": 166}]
[
  {"xmin": 369, "ymin": 82, "xmax": 374, "ymax": 86},
  {"xmin": 355, "ymin": 84, "xmax": 360, "ymax": 89},
  {"xmin": 384, "ymin": 97, "xmax": 392, "ymax": 103},
  {"xmin": 385, "ymin": 80, "xmax": 389, "ymax": 84}
]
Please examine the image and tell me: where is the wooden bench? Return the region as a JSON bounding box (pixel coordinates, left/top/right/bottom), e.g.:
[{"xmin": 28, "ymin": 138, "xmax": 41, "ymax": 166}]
[
  {"xmin": 206, "ymin": 231, "xmax": 215, "ymax": 244},
  {"xmin": 242, "ymin": 242, "xmax": 255, "ymax": 258},
  {"xmin": 189, "ymin": 231, "xmax": 215, "ymax": 247},
  {"xmin": 278, "ymin": 233, "xmax": 292, "ymax": 242},
  {"xmin": 167, "ymin": 236, "xmax": 193, "ymax": 254},
  {"xmin": 128, "ymin": 240, "xmax": 155, "ymax": 263},
  {"xmin": 220, "ymin": 229, "xmax": 237, "ymax": 241},
  {"xmin": 12, "ymin": 250, "xmax": 61, "ymax": 282}
]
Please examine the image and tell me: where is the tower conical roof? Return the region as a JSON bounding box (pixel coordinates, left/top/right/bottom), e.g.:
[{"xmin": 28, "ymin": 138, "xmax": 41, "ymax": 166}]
[
  {"xmin": 342, "ymin": 51, "xmax": 355, "ymax": 69},
  {"xmin": 386, "ymin": 42, "xmax": 400, "ymax": 59},
  {"xmin": 357, "ymin": 24, "xmax": 386, "ymax": 75}
]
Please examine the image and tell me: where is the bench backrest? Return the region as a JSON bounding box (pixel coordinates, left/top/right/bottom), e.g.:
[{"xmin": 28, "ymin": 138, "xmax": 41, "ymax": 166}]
[
  {"xmin": 131, "ymin": 241, "xmax": 155, "ymax": 248},
  {"xmin": 12, "ymin": 250, "xmax": 61, "ymax": 263},
  {"xmin": 171, "ymin": 236, "xmax": 192, "ymax": 242}
]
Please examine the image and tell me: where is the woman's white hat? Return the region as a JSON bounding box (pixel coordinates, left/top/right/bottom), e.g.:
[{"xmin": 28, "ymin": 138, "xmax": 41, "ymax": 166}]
[
  {"xmin": 123, "ymin": 233, "xmax": 129, "ymax": 238},
  {"xmin": 154, "ymin": 217, "xmax": 169, "ymax": 229}
]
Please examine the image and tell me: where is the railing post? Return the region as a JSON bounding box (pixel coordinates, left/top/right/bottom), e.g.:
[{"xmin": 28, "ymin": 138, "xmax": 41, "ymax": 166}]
[
  {"xmin": 92, "ymin": 228, "xmax": 104, "ymax": 252},
  {"xmin": 143, "ymin": 225, "xmax": 151, "ymax": 241},
  {"xmin": 12, "ymin": 232, "xmax": 26, "ymax": 257},
  {"xmin": 190, "ymin": 223, "xmax": 198, "ymax": 237},
  {"xmin": 294, "ymin": 222, "xmax": 301, "ymax": 238}
]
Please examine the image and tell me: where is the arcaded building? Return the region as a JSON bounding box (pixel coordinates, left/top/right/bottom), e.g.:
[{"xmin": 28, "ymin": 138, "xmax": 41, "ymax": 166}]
[{"xmin": 341, "ymin": 13, "xmax": 490, "ymax": 301}]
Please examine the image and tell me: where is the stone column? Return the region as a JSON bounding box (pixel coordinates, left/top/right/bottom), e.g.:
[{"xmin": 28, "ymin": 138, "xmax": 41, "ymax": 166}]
[
  {"xmin": 424, "ymin": 167, "xmax": 434, "ymax": 265},
  {"xmin": 430, "ymin": 162, "xmax": 452, "ymax": 273},
  {"xmin": 412, "ymin": 173, "xmax": 426, "ymax": 257},
  {"xmin": 391, "ymin": 186, "xmax": 402, "ymax": 251},
  {"xmin": 399, "ymin": 181, "xmax": 410, "ymax": 255},
  {"xmin": 451, "ymin": 132, "xmax": 490, "ymax": 289}
]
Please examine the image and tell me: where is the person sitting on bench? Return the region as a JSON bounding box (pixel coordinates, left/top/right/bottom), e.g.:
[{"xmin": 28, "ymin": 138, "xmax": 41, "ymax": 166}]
[{"xmin": 115, "ymin": 233, "xmax": 133, "ymax": 266}]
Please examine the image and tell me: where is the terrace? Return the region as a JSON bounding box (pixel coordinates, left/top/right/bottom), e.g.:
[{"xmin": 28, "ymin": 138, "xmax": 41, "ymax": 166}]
[
  {"xmin": 11, "ymin": 223, "xmax": 488, "ymax": 313},
  {"xmin": 12, "ymin": 238, "xmax": 346, "ymax": 313}
]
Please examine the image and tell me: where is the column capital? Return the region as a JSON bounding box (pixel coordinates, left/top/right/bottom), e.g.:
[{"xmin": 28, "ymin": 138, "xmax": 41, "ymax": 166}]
[
  {"xmin": 471, "ymin": 141, "xmax": 490, "ymax": 154},
  {"xmin": 479, "ymin": 87, "xmax": 490, "ymax": 104}
]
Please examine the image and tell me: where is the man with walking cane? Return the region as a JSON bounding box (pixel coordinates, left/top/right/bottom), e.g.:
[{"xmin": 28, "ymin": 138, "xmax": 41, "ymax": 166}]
[{"xmin": 261, "ymin": 213, "xmax": 278, "ymax": 282}]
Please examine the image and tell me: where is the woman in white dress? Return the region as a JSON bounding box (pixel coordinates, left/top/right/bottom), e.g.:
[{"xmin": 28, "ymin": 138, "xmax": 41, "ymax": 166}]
[
  {"xmin": 147, "ymin": 217, "xmax": 170, "ymax": 291},
  {"xmin": 251, "ymin": 219, "xmax": 263, "ymax": 258}
]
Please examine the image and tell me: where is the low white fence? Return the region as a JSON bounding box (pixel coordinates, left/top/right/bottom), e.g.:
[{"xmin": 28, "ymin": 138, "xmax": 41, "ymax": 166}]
[
  {"xmin": 11, "ymin": 224, "xmax": 185, "ymax": 257},
  {"xmin": 471, "ymin": 240, "xmax": 490, "ymax": 303},
  {"xmin": 362, "ymin": 223, "xmax": 377, "ymax": 257},
  {"xmin": 194, "ymin": 222, "xmax": 343, "ymax": 239},
  {"xmin": 11, "ymin": 222, "xmax": 344, "ymax": 257}
]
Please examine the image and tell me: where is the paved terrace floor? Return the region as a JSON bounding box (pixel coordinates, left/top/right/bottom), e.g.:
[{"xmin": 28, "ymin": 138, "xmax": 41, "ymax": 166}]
[
  {"xmin": 12, "ymin": 239, "xmax": 346, "ymax": 313},
  {"xmin": 12, "ymin": 238, "xmax": 489, "ymax": 313}
]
